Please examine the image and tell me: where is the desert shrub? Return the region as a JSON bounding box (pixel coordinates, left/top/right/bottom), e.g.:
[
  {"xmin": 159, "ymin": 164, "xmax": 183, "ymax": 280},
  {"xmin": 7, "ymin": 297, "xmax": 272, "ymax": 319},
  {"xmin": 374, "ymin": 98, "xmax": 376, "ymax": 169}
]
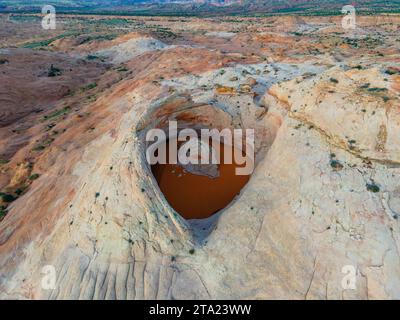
[
  {"xmin": 367, "ymin": 87, "xmax": 387, "ymax": 92},
  {"xmin": 366, "ymin": 183, "xmax": 380, "ymax": 193},
  {"xmin": 0, "ymin": 207, "xmax": 7, "ymax": 220},
  {"xmin": 0, "ymin": 193, "xmax": 16, "ymax": 203},
  {"xmin": 116, "ymin": 66, "xmax": 128, "ymax": 72},
  {"xmin": 81, "ymin": 83, "xmax": 97, "ymax": 92},
  {"xmin": 330, "ymin": 159, "xmax": 343, "ymax": 170},
  {"xmin": 43, "ymin": 106, "xmax": 71, "ymax": 120},
  {"xmin": 32, "ymin": 144, "xmax": 46, "ymax": 151},
  {"xmin": 48, "ymin": 65, "xmax": 62, "ymax": 77},
  {"xmin": 86, "ymin": 55, "xmax": 99, "ymax": 60},
  {"xmin": 385, "ymin": 68, "xmax": 399, "ymax": 75},
  {"xmin": 15, "ymin": 188, "xmax": 25, "ymax": 196},
  {"xmin": 28, "ymin": 173, "xmax": 40, "ymax": 180}
]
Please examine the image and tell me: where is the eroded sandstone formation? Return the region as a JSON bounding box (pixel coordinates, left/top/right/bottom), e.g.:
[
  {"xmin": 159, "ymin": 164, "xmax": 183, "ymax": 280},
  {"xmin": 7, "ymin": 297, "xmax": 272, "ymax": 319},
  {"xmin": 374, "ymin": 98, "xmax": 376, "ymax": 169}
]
[{"xmin": 0, "ymin": 14, "xmax": 399, "ymax": 299}]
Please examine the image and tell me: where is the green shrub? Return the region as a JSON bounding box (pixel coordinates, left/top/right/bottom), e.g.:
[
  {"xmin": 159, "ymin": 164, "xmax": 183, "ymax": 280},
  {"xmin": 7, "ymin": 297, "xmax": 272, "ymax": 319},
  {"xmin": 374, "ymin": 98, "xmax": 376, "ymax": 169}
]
[
  {"xmin": 15, "ymin": 188, "xmax": 25, "ymax": 196},
  {"xmin": 32, "ymin": 144, "xmax": 46, "ymax": 151},
  {"xmin": 385, "ymin": 68, "xmax": 399, "ymax": 75},
  {"xmin": 367, "ymin": 87, "xmax": 387, "ymax": 92},
  {"xmin": 81, "ymin": 83, "xmax": 97, "ymax": 92},
  {"xmin": 86, "ymin": 55, "xmax": 99, "ymax": 60},
  {"xmin": 0, "ymin": 193, "xmax": 16, "ymax": 203},
  {"xmin": 43, "ymin": 106, "xmax": 70, "ymax": 120},
  {"xmin": 0, "ymin": 208, "xmax": 8, "ymax": 220},
  {"xmin": 366, "ymin": 183, "xmax": 380, "ymax": 193},
  {"xmin": 28, "ymin": 173, "xmax": 40, "ymax": 180},
  {"xmin": 48, "ymin": 65, "xmax": 62, "ymax": 77},
  {"xmin": 330, "ymin": 159, "xmax": 343, "ymax": 170}
]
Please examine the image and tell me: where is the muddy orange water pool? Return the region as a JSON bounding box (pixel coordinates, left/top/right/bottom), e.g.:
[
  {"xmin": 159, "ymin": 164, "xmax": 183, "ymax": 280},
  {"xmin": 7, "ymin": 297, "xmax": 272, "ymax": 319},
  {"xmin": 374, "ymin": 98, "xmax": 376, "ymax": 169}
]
[{"xmin": 151, "ymin": 142, "xmax": 251, "ymax": 220}]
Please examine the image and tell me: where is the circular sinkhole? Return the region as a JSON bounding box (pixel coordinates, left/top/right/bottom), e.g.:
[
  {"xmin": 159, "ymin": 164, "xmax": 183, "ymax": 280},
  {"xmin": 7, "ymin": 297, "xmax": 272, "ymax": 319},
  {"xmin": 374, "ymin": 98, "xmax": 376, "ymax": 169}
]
[
  {"xmin": 137, "ymin": 96, "xmax": 277, "ymax": 223},
  {"xmin": 150, "ymin": 137, "xmax": 252, "ymax": 220}
]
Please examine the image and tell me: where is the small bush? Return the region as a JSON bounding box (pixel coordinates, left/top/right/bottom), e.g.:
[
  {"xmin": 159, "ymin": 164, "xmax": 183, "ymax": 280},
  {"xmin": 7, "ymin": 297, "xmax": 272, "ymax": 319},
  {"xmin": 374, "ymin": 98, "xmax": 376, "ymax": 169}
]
[
  {"xmin": 385, "ymin": 68, "xmax": 399, "ymax": 75},
  {"xmin": 48, "ymin": 65, "xmax": 62, "ymax": 77},
  {"xmin": 366, "ymin": 183, "xmax": 380, "ymax": 193},
  {"xmin": 0, "ymin": 193, "xmax": 16, "ymax": 203},
  {"xmin": 15, "ymin": 188, "xmax": 25, "ymax": 196},
  {"xmin": 43, "ymin": 106, "xmax": 70, "ymax": 120},
  {"xmin": 86, "ymin": 55, "xmax": 99, "ymax": 60},
  {"xmin": 32, "ymin": 144, "xmax": 46, "ymax": 151},
  {"xmin": 367, "ymin": 87, "xmax": 387, "ymax": 92},
  {"xmin": 28, "ymin": 173, "xmax": 40, "ymax": 180},
  {"xmin": 0, "ymin": 208, "xmax": 8, "ymax": 220},
  {"xmin": 81, "ymin": 83, "xmax": 97, "ymax": 92},
  {"xmin": 330, "ymin": 159, "xmax": 343, "ymax": 171},
  {"xmin": 116, "ymin": 66, "xmax": 128, "ymax": 72}
]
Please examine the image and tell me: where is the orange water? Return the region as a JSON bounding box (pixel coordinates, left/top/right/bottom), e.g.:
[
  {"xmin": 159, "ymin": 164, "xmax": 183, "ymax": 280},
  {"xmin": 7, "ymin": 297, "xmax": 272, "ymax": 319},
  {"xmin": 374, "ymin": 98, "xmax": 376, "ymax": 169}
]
[{"xmin": 151, "ymin": 142, "xmax": 251, "ymax": 219}]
